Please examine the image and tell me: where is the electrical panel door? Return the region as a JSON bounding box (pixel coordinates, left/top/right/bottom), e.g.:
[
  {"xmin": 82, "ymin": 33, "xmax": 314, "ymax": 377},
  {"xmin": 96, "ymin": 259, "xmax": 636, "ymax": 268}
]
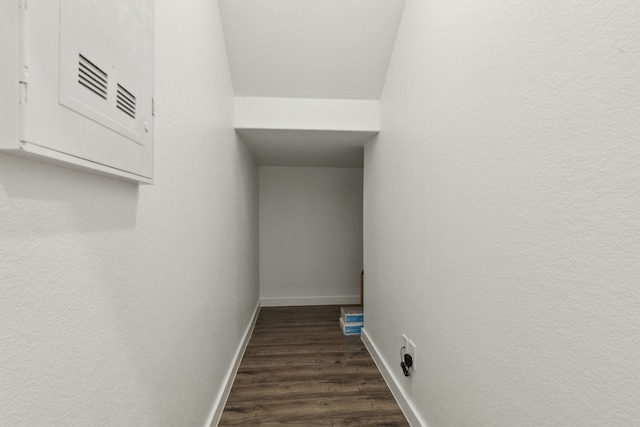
[{"xmin": 0, "ymin": 0, "xmax": 154, "ymax": 183}]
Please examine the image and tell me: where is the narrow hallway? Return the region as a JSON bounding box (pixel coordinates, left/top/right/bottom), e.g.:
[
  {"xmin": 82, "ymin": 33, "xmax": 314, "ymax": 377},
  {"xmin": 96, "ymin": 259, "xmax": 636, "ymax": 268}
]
[
  {"xmin": 219, "ymin": 306, "xmax": 408, "ymax": 426},
  {"xmin": 3, "ymin": 1, "xmax": 638, "ymax": 425}
]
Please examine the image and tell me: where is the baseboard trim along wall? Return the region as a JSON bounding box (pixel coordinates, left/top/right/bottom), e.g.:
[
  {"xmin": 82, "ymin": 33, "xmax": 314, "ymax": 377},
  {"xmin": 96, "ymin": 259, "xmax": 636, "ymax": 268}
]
[
  {"xmin": 361, "ymin": 328, "xmax": 426, "ymax": 427},
  {"xmin": 205, "ymin": 300, "xmax": 261, "ymax": 427},
  {"xmin": 261, "ymin": 295, "xmax": 361, "ymax": 307}
]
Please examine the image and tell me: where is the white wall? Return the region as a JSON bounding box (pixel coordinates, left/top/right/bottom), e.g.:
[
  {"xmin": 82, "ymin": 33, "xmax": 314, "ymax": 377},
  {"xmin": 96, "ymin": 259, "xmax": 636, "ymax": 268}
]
[
  {"xmin": 0, "ymin": 1, "xmax": 259, "ymax": 426},
  {"xmin": 364, "ymin": 1, "xmax": 640, "ymax": 426},
  {"xmin": 260, "ymin": 167, "xmax": 363, "ymax": 306}
]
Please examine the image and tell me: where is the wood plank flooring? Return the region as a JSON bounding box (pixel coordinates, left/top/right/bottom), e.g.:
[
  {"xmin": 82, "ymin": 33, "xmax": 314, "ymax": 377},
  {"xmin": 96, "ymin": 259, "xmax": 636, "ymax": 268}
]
[{"xmin": 218, "ymin": 305, "xmax": 409, "ymax": 426}]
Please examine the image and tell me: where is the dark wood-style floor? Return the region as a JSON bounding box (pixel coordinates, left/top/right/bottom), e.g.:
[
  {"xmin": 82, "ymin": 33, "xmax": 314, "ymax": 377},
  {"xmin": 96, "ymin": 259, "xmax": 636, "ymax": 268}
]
[{"xmin": 219, "ymin": 305, "xmax": 409, "ymax": 426}]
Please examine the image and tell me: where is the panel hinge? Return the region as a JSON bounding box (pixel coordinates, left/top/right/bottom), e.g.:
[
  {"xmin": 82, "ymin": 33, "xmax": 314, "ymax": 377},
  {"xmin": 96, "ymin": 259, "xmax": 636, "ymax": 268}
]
[
  {"xmin": 152, "ymin": 97, "xmax": 156, "ymax": 116},
  {"xmin": 18, "ymin": 81, "xmax": 27, "ymax": 143},
  {"xmin": 18, "ymin": 0, "xmax": 28, "ymax": 81},
  {"xmin": 19, "ymin": 82, "xmax": 27, "ymax": 105},
  {"xmin": 18, "ymin": 0, "xmax": 29, "ymax": 143}
]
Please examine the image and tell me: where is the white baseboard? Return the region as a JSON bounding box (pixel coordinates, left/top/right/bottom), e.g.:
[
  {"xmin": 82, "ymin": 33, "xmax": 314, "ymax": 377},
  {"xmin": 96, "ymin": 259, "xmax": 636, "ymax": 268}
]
[
  {"xmin": 205, "ymin": 299, "xmax": 261, "ymax": 427},
  {"xmin": 260, "ymin": 295, "xmax": 361, "ymax": 307},
  {"xmin": 361, "ymin": 328, "xmax": 427, "ymax": 427}
]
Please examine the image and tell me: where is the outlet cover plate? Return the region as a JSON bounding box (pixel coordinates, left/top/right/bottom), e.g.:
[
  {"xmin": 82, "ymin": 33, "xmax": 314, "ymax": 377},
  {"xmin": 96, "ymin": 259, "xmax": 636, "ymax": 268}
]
[{"xmin": 407, "ymin": 339, "xmax": 416, "ymax": 370}]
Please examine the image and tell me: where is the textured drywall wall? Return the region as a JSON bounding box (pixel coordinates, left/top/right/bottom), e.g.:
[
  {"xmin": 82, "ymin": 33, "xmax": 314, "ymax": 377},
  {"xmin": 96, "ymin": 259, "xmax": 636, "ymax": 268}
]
[
  {"xmin": 260, "ymin": 167, "xmax": 363, "ymax": 305},
  {"xmin": 364, "ymin": 0, "xmax": 640, "ymax": 425},
  {"xmin": 0, "ymin": 1, "xmax": 259, "ymax": 425}
]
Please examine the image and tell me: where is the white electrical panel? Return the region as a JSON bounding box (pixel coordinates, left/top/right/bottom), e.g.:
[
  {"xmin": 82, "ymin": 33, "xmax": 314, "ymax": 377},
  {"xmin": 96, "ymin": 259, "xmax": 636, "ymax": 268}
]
[{"xmin": 0, "ymin": 0, "xmax": 154, "ymax": 183}]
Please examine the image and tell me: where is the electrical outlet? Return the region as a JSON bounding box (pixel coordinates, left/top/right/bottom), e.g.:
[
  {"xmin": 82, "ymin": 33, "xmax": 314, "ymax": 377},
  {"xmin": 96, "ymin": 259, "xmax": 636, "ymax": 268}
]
[
  {"xmin": 402, "ymin": 334, "xmax": 408, "ymax": 350},
  {"xmin": 407, "ymin": 339, "xmax": 416, "ymax": 370}
]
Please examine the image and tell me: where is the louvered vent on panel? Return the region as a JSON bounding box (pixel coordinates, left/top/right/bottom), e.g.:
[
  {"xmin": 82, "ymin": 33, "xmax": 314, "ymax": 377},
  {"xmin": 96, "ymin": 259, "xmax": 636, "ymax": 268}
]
[
  {"xmin": 116, "ymin": 84, "xmax": 136, "ymax": 119},
  {"xmin": 78, "ymin": 54, "xmax": 108, "ymax": 99}
]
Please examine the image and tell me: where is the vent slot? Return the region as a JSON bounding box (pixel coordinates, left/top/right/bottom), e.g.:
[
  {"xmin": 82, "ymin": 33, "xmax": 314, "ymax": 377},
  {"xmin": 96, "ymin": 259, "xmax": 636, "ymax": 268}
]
[
  {"xmin": 116, "ymin": 84, "xmax": 136, "ymax": 119},
  {"xmin": 78, "ymin": 54, "xmax": 108, "ymax": 99}
]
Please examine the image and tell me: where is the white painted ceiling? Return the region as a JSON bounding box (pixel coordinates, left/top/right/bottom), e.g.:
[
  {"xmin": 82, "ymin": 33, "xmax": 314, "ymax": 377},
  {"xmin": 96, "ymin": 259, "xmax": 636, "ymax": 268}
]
[
  {"xmin": 218, "ymin": 0, "xmax": 406, "ymax": 166},
  {"xmin": 237, "ymin": 129, "xmax": 377, "ymax": 167},
  {"xmin": 219, "ymin": 0, "xmax": 405, "ymax": 99}
]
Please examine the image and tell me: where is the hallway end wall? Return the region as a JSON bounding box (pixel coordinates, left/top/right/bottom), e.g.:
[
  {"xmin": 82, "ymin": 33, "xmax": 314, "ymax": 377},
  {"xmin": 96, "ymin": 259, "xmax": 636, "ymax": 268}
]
[{"xmin": 260, "ymin": 166, "xmax": 363, "ymax": 306}]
